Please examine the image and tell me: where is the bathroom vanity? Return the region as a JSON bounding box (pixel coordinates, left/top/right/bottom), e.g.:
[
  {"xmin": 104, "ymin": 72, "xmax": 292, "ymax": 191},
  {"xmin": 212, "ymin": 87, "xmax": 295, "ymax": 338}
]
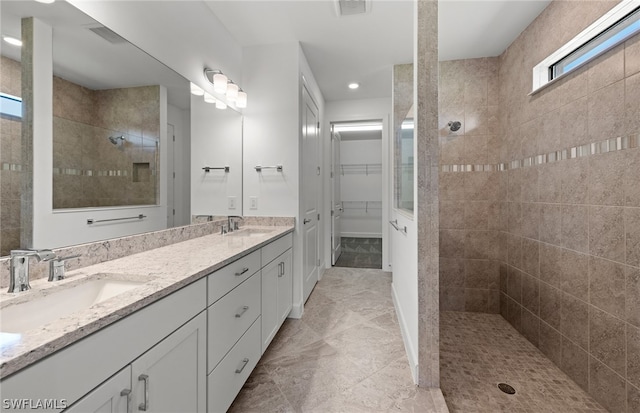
[{"xmin": 0, "ymin": 224, "xmax": 294, "ymax": 413}]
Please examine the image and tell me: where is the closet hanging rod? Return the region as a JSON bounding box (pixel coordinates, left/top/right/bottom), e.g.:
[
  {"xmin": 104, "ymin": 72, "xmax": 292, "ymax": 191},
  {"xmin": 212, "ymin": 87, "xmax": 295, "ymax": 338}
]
[
  {"xmin": 87, "ymin": 214, "xmax": 146, "ymax": 225},
  {"xmin": 202, "ymin": 166, "xmax": 230, "ymax": 172},
  {"xmin": 255, "ymin": 165, "xmax": 283, "ymax": 172}
]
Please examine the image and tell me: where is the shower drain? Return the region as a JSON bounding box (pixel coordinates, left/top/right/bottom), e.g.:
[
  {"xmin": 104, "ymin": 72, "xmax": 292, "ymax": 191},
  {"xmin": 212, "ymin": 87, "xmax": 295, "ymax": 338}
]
[{"xmin": 498, "ymin": 383, "xmax": 516, "ymax": 395}]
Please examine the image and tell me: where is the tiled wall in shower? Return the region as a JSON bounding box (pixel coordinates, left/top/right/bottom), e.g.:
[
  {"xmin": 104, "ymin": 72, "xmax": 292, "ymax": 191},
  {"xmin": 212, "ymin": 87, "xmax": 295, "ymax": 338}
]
[
  {"xmin": 0, "ymin": 56, "xmax": 23, "ymax": 256},
  {"xmin": 52, "ymin": 78, "xmax": 160, "ymax": 208},
  {"xmin": 438, "ymin": 57, "xmax": 504, "ymax": 314}
]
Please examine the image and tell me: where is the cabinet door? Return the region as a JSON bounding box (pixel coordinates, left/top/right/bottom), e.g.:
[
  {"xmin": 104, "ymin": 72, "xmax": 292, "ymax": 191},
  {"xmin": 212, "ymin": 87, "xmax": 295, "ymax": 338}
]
[
  {"xmin": 261, "ymin": 259, "xmax": 279, "ymax": 354},
  {"xmin": 65, "ymin": 366, "xmax": 131, "ymax": 413},
  {"xmin": 131, "ymin": 312, "xmax": 206, "ymax": 413},
  {"xmin": 277, "ymin": 249, "xmax": 293, "ymax": 323}
]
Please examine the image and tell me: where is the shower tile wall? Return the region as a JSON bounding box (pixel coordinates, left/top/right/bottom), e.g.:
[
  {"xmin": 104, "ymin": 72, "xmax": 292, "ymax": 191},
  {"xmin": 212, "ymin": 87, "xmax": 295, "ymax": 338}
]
[
  {"xmin": 0, "ymin": 56, "xmax": 23, "ymax": 255},
  {"xmin": 494, "ymin": 1, "xmax": 638, "ymax": 412},
  {"xmin": 53, "ymin": 78, "xmax": 159, "ymax": 208},
  {"xmin": 439, "ymin": 57, "xmax": 504, "ymax": 314}
]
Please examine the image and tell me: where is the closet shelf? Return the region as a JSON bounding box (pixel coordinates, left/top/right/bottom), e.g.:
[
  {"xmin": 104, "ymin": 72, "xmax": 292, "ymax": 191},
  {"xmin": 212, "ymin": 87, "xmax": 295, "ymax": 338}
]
[
  {"xmin": 341, "ymin": 200, "xmax": 382, "ymax": 215},
  {"xmin": 340, "ymin": 163, "xmax": 382, "ymax": 176}
]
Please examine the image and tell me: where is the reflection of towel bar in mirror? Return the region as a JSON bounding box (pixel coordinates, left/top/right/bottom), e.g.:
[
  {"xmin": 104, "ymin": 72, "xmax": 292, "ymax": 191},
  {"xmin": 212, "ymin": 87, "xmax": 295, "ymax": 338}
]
[
  {"xmin": 87, "ymin": 214, "xmax": 147, "ymax": 225},
  {"xmin": 202, "ymin": 166, "xmax": 230, "ymax": 173},
  {"xmin": 254, "ymin": 165, "xmax": 283, "ymax": 172}
]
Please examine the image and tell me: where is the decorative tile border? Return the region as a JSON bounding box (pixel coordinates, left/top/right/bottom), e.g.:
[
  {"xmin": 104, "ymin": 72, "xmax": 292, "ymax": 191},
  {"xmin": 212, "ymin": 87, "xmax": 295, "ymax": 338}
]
[
  {"xmin": 441, "ymin": 134, "xmax": 639, "ymax": 172},
  {"xmin": 1, "ymin": 163, "xmax": 22, "ymax": 171}
]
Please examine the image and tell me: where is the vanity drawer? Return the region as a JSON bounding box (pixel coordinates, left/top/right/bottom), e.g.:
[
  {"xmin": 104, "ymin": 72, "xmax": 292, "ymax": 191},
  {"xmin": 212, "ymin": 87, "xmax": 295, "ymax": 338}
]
[
  {"xmin": 207, "ymin": 272, "xmax": 261, "ymax": 373},
  {"xmin": 208, "ymin": 249, "xmax": 261, "ymax": 305},
  {"xmin": 207, "ymin": 317, "xmax": 261, "ymax": 413},
  {"xmin": 261, "ymin": 233, "xmax": 293, "ymax": 266}
]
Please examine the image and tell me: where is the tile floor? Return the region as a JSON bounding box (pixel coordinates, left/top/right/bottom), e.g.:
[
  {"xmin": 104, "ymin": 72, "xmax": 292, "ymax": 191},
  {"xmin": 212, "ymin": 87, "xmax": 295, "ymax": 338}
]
[
  {"xmin": 440, "ymin": 311, "xmax": 607, "ymax": 413},
  {"xmin": 229, "ymin": 267, "xmax": 447, "ymax": 412},
  {"xmin": 334, "ymin": 237, "xmax": 383, "ymax": 269}
]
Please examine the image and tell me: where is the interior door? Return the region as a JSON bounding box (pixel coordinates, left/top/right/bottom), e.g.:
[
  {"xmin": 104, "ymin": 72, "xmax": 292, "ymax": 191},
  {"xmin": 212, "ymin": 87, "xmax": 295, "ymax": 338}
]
[
  {"xmin": 302, "ymin": 86, "xmax": 320, "ymax": 303},
  {"xmin": 331, "ymin": 127, "xmax": 342, "ymax": 265},
  {"xmin": 166, "ymin": 123, "xmax": 175, "ymax": 228}
]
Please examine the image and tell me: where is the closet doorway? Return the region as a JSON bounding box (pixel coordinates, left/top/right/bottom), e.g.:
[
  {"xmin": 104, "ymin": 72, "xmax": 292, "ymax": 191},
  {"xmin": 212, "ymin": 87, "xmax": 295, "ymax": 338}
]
[{"xmin": 330, "ymin": 120, "xmax": 383, "ymax": 269}]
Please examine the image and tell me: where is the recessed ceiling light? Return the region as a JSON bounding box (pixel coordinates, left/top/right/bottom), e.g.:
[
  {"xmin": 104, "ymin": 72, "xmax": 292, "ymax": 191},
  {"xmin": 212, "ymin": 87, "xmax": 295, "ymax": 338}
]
[
  {"xmin": 35, "ymin": 0, "xmax": 56, "ymax": 4},
  {"xmin": 2, "ymin": 36, "xmax": 22, "ymax": 47},
  {"xmin": 348, "ymin": 83, "xmax": 359, "ymax": 90}
]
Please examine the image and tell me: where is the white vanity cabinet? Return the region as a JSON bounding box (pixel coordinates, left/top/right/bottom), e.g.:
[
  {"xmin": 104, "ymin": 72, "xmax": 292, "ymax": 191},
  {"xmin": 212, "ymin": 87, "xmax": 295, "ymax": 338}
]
[
  {"xmin": 64, "ymin": 367, "xmax": 131, "ymax": 413},
  {"xmin": 261, "ymin": 248, "xmax": 292, "ymax": 353}
]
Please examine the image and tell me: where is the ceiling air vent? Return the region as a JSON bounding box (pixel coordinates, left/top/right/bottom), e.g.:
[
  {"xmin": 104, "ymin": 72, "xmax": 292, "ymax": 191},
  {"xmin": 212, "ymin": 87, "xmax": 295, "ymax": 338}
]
[
  {"xmin": 334, "ymin": 0, "xmax": 371, "ymax": 17},
  {"xmin": 88, "ymin": 26, "xmax": 128, "ymax": 45}
]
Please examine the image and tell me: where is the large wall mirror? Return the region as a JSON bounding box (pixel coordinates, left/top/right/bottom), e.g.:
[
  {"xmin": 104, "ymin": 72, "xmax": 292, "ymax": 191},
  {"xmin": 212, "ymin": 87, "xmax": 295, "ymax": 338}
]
[{"xmin": 0, "ymin": 0, "xmax": 242, "ymax": 256}]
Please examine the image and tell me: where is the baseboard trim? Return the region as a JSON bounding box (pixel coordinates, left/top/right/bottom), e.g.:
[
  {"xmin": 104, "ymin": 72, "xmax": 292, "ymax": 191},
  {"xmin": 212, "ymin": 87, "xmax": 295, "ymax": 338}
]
[{"xmin": 392, "ymin": 282, "xmax": 419, "ymax": 384}]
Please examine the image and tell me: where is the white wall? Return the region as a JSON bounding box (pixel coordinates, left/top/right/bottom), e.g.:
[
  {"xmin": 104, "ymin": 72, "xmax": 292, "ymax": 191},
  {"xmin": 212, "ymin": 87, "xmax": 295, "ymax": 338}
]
[
  {"xmin": 242, "ymin": 42, "xmax": 325, "ymax": 316},
  {"xmin": 67, "ymin": 1, "xmax": 242, "ymax": 102},
  {"xmin": 323, "ymin": 98, "xmax": 391, "ymax": 271},
  {"xmin": 339, "ymin": 139, "xmax": 383, "ymax": 237},
  {"xmin": 167, "ymin": 104, "xmax": 190, "ymax": 227},
  {"xmin": 190, "ymin": 97, "xmax": 243, "ymax": 217}
]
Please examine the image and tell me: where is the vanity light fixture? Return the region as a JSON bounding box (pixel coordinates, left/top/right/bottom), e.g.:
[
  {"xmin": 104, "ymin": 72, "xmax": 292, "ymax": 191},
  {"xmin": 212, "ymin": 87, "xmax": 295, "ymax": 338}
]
[
  {"xmin": 236, "ymin": 90, "xmax": 247, "ymax": 108},
  {"xmin": 2, "ymin": 36, "xmax": 22, "ymax": 47},
  {"xmin": 204, "ymin": 92, "xmax": 216, "ymax": 103},
  {"xmin": 190, "ymin": 82, "xmax": 204, "ymax": 96},
  {"xmin": 226, "ymin": 82, "xmax": 239, "ymax": 102},
  {"xmin": 203, "ymin": 68, "xmax": 247, "ymax": 109},
  {"xmin": 348, "ymin": 83, "xmax": 359, "ymax": 89}
]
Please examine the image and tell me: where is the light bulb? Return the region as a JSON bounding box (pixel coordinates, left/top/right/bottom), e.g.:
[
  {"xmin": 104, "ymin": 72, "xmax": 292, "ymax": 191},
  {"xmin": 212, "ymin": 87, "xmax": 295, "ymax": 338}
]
[
  {"xmin": 204, "ymin": 93, "xmax": 215, "ymax": 103},
  {"xmin": 190, "ymin": 82, "xmax": 204, "ymax": 96},
  {"xmin": 236, "ymin": 91, "xmax": 247, "ymax": 108},
  {"xmin": 213, "ymin": 73, "xmax": 228, "ymax": 94},
  {"xmin": 216, "ymin": 100, "xmax": 227, "ymax": 110},
  {"xmin": 226, "ymin": 83, "xmax": 239, "ymax": 102}
]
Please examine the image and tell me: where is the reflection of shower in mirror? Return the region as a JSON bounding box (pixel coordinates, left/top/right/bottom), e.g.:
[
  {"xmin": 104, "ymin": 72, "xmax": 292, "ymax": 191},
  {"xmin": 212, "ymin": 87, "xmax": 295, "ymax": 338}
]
[
  {"xmin": 108, "ymin": 135, "xmax": 126, "ymax": 145},
  {"xmin": 447, "ymin": 121, "xmax": 462, "ymax": 132}
]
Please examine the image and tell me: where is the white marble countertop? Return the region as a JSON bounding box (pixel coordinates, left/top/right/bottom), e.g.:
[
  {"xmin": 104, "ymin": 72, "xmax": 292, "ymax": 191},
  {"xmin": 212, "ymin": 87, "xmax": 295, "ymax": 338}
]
[{"xmin": 0, "ymin": 225, "xmax": 294, "ymax": 379}]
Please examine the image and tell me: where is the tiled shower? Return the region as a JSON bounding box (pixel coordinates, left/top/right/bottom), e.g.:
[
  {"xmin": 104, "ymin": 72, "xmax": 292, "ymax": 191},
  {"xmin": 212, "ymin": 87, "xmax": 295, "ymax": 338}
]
[{"xmin": 438, "ymin": 1, "xmax": 639, "ymax": 411}]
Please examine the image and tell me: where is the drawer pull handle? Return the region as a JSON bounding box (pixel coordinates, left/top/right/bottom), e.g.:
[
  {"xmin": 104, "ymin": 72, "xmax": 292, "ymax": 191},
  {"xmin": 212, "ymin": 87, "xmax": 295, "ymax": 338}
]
[
  {"xmin": 120, "ymin": 389, "xmax": 131, "ymax": 413},
  {"xmin": 235, "ymin": 358, "xmax": 250, "ymax": 374},
  {"xmin": 138, "ymin": 374, "xmax": 149, "ymax": 411},
  {"xmin": 278, "ymin": 262, "xmax": 284, "ymax": 277},
  {"xmin": 235, "ymin": 305, "xmax": 250, "ymax": 318},
  {"xmin": 235, "ymin": 267, "xmax": 249, "ymax": 276}
]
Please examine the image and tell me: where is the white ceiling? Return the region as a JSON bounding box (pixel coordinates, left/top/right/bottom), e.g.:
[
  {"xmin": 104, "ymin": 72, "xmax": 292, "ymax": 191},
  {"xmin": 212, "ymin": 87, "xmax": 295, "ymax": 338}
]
[
  {"xmin": 0, "ymin": 0, "xmax": 551, "ymax": 105},
  {"xmin": 205, "ymin": 0, "xmax": 552, "ymax": 101}
]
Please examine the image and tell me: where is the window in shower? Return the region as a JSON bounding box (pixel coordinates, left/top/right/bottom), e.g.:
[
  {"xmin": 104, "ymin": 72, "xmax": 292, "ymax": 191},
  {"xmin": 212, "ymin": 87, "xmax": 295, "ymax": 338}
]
[{"xmin": 531, "ymin": 0, "xmax": 640, "ymax": 93}]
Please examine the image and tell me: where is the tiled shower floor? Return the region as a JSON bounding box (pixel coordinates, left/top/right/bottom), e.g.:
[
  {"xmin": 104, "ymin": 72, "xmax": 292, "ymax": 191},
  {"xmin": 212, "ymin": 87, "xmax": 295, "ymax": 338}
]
[{"xmin": 440, "ymin": 311, "xmax": 607, "ymax": 413}]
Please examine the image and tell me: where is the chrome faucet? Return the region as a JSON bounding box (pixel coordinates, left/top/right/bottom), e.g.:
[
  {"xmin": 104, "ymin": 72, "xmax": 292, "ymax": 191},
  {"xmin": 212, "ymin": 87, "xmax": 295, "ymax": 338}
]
[
  {"xmin": 8, "ymin": 249, "xmax": 57, "ymax": 293},
  {"xmin": 227, "ymin": 216, "xmax": 243, "ymax": 232}
]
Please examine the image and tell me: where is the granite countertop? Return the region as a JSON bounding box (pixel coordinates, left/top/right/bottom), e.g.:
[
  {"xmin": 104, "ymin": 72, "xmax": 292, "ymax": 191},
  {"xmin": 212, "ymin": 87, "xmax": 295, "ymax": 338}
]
[{"xmin": 0, "ymin": 225, "xmax": 294, "ymax": 379}]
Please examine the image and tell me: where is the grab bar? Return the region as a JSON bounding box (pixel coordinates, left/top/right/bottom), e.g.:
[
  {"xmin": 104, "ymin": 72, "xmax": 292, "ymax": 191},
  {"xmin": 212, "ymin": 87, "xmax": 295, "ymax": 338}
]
[
  {"xmin": 255, "ymin": 165, "xmax": 283, "ymax": 172},
  {"xmin": 202, "ymin": 166, "xmax": 230, "ymax": 172},
  {"xmin": 87, "ymin": 214, "xmax": 146, "ymax": 225},
  {"xmin": 389, "ymin": 219, "xmax": 407, "ymax": 234}
]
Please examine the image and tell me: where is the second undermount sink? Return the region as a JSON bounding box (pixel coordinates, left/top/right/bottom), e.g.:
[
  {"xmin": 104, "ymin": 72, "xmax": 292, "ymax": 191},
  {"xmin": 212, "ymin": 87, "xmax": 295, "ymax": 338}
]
[
  {"xmin": 227, "ymin": 228, "xmax": 274, "ymax": 238},
  {"xmin": 0, "ymin": 277, "xmax": 145, "ymax": 334}
]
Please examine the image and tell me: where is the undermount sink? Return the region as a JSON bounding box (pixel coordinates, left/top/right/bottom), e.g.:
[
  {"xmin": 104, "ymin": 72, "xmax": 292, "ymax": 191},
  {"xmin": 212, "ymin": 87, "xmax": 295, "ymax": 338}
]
[
  {"xmin": 227, "ymin": 228, "xmax": 274, "ymax": 237},
  {"xmin": 0, "ymin": 277, "xmax": 145, "ymax": 334}
]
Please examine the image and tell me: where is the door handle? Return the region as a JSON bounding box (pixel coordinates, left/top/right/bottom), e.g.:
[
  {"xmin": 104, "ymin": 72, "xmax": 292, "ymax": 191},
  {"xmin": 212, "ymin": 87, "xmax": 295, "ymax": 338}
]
[
  {"xmin": 235, "ymin": 358, "xmax": 250, "ymax": 374},
  {"xmin": 120, "ymin": 389, "xmax": 131, "ymax": 413},
  {"xmin": 138, "ymin": 374, "xmax": 149, "ymax": 411},
  {"xmin": 235, "ymin": 305, "xmax": 250, "ymax": 318},
  {"xmin": 278, "ymin": 262, "xmax": 284, "ymax": 277},
  {"xmin": 303, "ymin": 218, "xmax": 311, "ymax": 224}
]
